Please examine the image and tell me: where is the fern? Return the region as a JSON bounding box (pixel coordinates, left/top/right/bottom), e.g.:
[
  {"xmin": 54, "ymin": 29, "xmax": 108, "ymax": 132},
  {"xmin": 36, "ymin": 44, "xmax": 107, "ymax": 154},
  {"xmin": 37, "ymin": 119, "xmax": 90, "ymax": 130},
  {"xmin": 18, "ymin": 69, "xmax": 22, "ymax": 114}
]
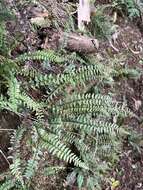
[
  {"xmin": 24, "ymin": 128, "xmax": 43, "ymax": 180},
  {"xmin": 37, "ymin": 64, "xmax": 105, "ymax": 103},
  {"xmin": 24, "ymin": 64, "xmax": 105, "ymax": 103},
  {"xmin": 0, "ymin": 44, "xmax": 132, "ymax": 189},
  {"xmin": 10, "ymin": 158, "xmax": 24, "ymax": 186},
  {"xmin": 19, "ymin": 92, "xmax": 43, "ymax": 112},
  {"xmin": 89, "ymin": 5, "xmax": 116, "ymax": 39},
  {"xmin": 50, "ymin": 116, "xmax": 119, "ymax": 135},
  {"xmin": 19, "ymin": 64, "xmax": 105, "ymax": 88},
  {"xmin": 2, "ymin": 76, "xmax": 44, "ymax": 117},
  {"xmin": 0, "ymin": 0, "xmax": 14, "ymax": 22},
  {"xmin": 0, "ymin": 95, "xmax": 9, "ymax": 110},
  {"xmin": 24, "ymin": 148, "xmax": 42, "ymax": 179},
  {"xmin": 52, "ymin": 93, "xmax": 130, "ymax": 117},
  {"xmin": 36, "ymin": 127, "xmax": 88, "ymax": 169},
  {"xmin": 113, "ymin": 0, "xmax": 141, "ymax": 18},
  {"xmin": 9, "ymin": 127, "xmax": 26, "ymax": 187},
  {"xmin": 16, "ymin": 50, "xmax": 65, "ymax": 63},
  {"xmin": 0, "ymin": 180, "xmax": 15, "ymax": 190}
]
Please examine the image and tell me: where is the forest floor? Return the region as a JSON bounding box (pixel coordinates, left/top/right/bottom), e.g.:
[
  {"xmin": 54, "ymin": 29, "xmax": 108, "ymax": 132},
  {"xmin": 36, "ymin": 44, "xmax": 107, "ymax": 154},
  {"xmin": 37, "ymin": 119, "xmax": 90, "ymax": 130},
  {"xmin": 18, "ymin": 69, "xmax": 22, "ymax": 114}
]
[{"xmin": 0, "ymin": 0, "xmax": 143, "ymax": 190}]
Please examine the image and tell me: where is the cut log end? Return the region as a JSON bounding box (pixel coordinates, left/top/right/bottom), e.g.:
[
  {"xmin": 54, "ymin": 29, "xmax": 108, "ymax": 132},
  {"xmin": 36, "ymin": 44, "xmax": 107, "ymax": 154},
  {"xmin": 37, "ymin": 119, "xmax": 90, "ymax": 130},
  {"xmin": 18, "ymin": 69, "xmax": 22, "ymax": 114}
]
[{"xmin": 58, "ymin": 32, "xmax": 99, "ymax": 53}]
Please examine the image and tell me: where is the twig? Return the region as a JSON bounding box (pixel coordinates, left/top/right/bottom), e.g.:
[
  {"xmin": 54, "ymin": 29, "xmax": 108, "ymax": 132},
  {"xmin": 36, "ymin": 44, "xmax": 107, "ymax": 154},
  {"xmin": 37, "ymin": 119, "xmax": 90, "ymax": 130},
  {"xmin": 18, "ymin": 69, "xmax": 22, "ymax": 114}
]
[
  {"xmin": 0, "ymin": 129, "xmax": 15, "ymax": 132},
  {"xmin": 0, "ymin": 149, "xmax": 10, "ymax": 165}
]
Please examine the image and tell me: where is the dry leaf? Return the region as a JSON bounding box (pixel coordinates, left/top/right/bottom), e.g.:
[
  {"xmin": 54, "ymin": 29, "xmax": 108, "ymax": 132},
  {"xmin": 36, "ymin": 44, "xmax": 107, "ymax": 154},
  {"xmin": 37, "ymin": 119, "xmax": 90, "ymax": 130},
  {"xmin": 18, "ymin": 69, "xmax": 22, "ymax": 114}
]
[
  {"xmin": 36, "ymin": 12, "xmax": 49, "ymax": 18},
  {"xmin": 30, "ymin": 16, "xmax": 51, "ymax": 27},
  {"xmin": 132, "ymin": 98, "xmax": 142, "ymax": 110}
]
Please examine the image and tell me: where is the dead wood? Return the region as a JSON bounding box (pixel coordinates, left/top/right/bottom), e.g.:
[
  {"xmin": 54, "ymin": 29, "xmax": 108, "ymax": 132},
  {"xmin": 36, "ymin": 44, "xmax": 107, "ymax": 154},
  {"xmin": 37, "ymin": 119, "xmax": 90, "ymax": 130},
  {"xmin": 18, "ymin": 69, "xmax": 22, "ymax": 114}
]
[{"xmin": 52, "ymin": 32, "xmax": 99, "ymax": 53}]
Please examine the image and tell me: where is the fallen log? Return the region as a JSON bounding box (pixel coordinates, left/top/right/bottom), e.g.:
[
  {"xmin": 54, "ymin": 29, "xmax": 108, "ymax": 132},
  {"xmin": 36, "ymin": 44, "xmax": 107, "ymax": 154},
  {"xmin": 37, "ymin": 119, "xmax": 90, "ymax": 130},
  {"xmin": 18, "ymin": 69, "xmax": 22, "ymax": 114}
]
[{"xmin": 51, "ymin": 32, "xmax": 99, "ymax": 54}]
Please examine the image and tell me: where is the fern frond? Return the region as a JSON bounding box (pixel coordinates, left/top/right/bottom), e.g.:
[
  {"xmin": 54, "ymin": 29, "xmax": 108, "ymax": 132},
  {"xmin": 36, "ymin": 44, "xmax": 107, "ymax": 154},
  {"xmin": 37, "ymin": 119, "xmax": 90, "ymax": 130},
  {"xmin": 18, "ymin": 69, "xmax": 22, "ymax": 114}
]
[
  {"xmin": 42, "ymin": 65, "xmax": 104, "ymax": 103},
  {"xmin": 52, "ymin": 93, "xmax": 114, "ymax": 116},
  {"xmin": 37, "ymin": 128, "xmax": 88, "ymax": 169},
  {"xmin": 75, "ymin": 139, "xmax": 90, "ymax": 153},
  {"xmin": 8, "ymin": 77, "xmax": 20, "ymax": 101},
  {"xmin": 50, "ymin": 116, "xmax": 119, "ymax": 135},
  {"xmin": 20, "ymin": 64, "xmax": 105, "ymax": 97},
  {"xmin": 61, "ymin": 131, "xmax": 79, "ymax": 144},
  {"xmin": 19, "ymin": 92, "xmax": 43, "ymax": 113},
  {"xmin": 4, "ymin": 77, "xmax": 44, "ymax": 114},
  {"xmin": 24, "ymin": 153, "xmax": 41, "ymax": 179},
  {"xmin": 19, "ymin": 66, "xmax": 44, "ymax": 88},
  {"xmin": 94, "ymin": 132, "xmax": 121, "ymax": 157},
  {"xmin": 0, "ymin": 23, "xmax": 9, "ymax": 55},
  {"xmin": 0, "ymin": 180, "xmax": 14, "ymax": 190},
  {"xmin": 32, "ymin": 64, "xmax": 105, "ymax": 102},
  {"xmin": 10, "ymin": 158, "xmax": 24, "ymax": 185},
  {"xmin": 0, "ymin": 95, "xmax": 9, "ymax": 110},
  {"xmin": 9, "ymin": 127, "xmax": 26, "ymax": 186},
  {"xmin": 54, "ymin": 64, "xmax": 104, "ymax": 86},
  {"xmin": 52, "ymin": 93, "xmax": 131, "ymax": 117},
  {"xmin": 9, "ymin": 127, "xmax": 26, "ymax": 153},
  {"xmin": 16, "ymin": 50, "xmax": 65, "ymax": 63},
  {"xmin": 24, "ymin": 138, "xmax": 43, "ymax": 180},
  {"xmin": 3, "ymin": 77, "xmax": 21, "ymax": 112},
  {"xmin": 57, "ymin": 93, "xmax": 113, "ymax": 107},
  {"xmin": 17, "ymin": 64, "xmax": 106, "ymax": 105}
]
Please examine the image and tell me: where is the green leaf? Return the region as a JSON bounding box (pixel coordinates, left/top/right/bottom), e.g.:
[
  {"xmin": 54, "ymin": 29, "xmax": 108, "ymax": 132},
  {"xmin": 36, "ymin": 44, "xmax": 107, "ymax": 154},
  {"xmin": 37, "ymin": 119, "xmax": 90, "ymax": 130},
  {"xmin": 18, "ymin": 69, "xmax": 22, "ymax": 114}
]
[{"xmin": 77, "ymin": 173, "xmax": 84, "ymax": 189}]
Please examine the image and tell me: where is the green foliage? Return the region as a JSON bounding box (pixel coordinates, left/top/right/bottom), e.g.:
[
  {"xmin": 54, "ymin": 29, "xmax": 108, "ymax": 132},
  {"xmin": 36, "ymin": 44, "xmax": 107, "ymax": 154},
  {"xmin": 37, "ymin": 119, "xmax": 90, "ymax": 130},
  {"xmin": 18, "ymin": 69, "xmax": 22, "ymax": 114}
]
[
  {"xmin": 9, "ymin": 127, "xmax": 26, "ymax": 187},
  {"xmin": 113, "ymin": 0, "xmax": 141, "ymax": 18},
  {"xmin": 127, "ymin": 129, "xmax": 143, "ymax": 153},
  {"xmin": 0, "ymin": 9, "xmax": 132, "ymax": 188},
  {"xmin": 0, "ymin": 0, "xmax": 16, "ymax": 102},
  {"xmin": 0, "ymin": 0, "xmax": 14, "ymax": 56},
  {"xmin": 66, "ymin": 158, "xmax": 110, "ymax": 190},
  {"xmin": 0, "ymin": 48, "xmax": 131, "ymax": 189},
  {"xmin": 24, "ymin": 148, "xmax": 42, "ymax": 179},
  {"xmin": 0, "ymin": 180, "xmax": 14, "ymax": 190},
  {"xmin": 38, "ymin": 128, "xmax": 88, "ymax": 169},
  {"xmin": 0, "ymin": 0, "xmax": 14, "ymax": 22},
  {"xmin": 0, "ymin": 1, "xmax": 141, "ymax": 189},
  {"xmin": 17, "ymin": 50, "xmax": 65, "ymax": 63},
  {"xmin": 89, "ymin": 5, "xmax": 117, "ymax": 39}
]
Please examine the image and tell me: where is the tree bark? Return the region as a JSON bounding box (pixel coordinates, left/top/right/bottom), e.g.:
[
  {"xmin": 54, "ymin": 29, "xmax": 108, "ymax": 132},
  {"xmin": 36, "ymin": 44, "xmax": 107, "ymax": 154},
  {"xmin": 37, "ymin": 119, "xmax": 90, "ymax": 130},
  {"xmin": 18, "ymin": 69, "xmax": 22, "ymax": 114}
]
[{"xmin": 55, "ymin": 32, "xmax": 99, "ymax": 53}]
